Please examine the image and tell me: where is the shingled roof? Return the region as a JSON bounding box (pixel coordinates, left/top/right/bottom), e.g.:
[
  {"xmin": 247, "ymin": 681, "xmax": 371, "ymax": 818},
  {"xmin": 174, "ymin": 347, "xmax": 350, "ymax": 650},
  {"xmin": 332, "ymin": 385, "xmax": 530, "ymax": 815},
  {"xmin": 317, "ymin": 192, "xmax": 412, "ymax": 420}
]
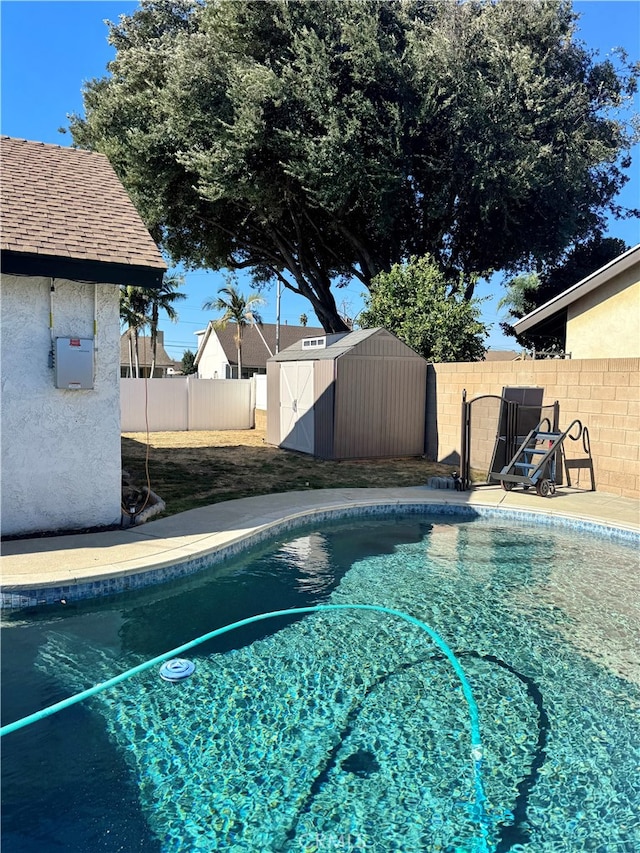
[
  {"xmin": 195, "ymin": 322, "xmax": 325, "ymax": 368},
  {"xmin": 120, "ymin": 332, "xmax": 175, "ymax": 369},
  {"xmin": 1, "ymin": 136, "xmax": 166, "ymax": 287}
]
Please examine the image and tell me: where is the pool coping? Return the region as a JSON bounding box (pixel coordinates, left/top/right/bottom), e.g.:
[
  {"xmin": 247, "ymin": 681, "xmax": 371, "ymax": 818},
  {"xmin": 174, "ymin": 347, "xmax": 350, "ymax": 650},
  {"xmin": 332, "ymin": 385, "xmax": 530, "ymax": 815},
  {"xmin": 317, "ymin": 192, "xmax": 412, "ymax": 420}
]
[{"xmin": 1, "ymin": 486, "xmax": 638, "ymax": 610}]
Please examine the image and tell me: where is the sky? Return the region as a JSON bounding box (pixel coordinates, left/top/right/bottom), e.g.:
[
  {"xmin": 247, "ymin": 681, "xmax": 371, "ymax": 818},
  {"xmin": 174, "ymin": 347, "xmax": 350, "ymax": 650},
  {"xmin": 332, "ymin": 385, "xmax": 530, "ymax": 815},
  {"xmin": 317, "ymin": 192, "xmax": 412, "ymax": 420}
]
[{"xmin": 1, "ymin": 0, "xmax": 639, "ymax": 362}]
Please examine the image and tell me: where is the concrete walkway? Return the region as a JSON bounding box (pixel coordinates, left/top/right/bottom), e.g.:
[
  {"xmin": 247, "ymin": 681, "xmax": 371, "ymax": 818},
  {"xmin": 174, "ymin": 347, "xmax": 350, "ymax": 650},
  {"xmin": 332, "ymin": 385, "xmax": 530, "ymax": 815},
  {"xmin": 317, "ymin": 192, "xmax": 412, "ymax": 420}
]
[{"xmin": 1, "ymin": 486, "xmax": 638, "ymax": 595}]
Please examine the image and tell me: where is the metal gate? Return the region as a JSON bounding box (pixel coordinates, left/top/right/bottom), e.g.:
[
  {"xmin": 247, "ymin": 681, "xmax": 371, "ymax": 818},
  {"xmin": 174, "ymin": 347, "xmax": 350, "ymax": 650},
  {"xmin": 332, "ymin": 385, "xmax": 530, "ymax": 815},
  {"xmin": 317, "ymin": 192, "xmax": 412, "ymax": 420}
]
[{"xmin": 460, "ymin": 387, "xmax": 559, "ymax": 490}]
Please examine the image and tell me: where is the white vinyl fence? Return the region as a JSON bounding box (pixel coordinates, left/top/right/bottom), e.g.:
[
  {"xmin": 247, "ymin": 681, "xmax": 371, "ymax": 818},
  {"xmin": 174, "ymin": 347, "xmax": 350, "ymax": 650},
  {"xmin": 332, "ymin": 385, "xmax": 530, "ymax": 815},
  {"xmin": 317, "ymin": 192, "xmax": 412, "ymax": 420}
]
[
  {"xmin": 121, "ymin": 377, "xmax": 255, "ymax": 432},
  {"xmin": 255, "ymin": 373, "xmax": 267, "ymax": 411}
]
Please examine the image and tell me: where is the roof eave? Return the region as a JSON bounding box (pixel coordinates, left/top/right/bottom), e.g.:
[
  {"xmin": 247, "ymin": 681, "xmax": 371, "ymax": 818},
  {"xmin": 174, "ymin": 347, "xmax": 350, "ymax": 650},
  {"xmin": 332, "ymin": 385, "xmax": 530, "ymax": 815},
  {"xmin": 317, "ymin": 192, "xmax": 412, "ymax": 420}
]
[
  {"xmin": 193, "ymin": 321, "xmax": 214, "ymax": 367},
  {"xmin": 1, "ymin": 250, "xmax": 166, "ymax": 289},
  {"xmin": 513, "ymin": 244, "xmax": 640, "ymax": 334}
]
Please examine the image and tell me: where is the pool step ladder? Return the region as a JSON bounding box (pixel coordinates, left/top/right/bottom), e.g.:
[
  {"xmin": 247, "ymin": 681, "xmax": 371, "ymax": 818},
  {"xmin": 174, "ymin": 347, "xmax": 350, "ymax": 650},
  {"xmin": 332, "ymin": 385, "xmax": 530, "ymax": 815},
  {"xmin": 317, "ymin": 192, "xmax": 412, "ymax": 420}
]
[{"xmin": 496, "ymin": 418, "xmax": 594, "ymax": 497}]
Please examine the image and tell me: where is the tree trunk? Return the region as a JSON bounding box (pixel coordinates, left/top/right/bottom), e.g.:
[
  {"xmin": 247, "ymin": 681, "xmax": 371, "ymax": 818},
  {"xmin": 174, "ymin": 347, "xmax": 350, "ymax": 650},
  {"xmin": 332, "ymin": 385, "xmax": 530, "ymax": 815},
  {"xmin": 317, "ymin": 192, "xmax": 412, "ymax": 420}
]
[
  {"xmin": 296, "ymin": 271, "xmax": 350, "ymax": 333},
  {"xmin": 150, "ymin": 302, "xmax": 158, "ymax": 378},
  {"xmin": 127, "ymin": 330, "xmax": 134, "ymax": 377},
  {"xmin": 314, "ymin": 302, "xmax": 350, "ymax": 333},
  {"xmin": 134, "ymin": 329, "xmax": 140, "ymax": 378}
]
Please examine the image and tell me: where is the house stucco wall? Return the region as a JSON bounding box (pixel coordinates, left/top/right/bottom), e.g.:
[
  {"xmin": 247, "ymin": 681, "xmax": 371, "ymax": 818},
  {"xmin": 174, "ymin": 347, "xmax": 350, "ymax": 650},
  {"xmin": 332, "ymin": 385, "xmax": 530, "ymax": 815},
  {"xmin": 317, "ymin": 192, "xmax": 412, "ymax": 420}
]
[
  {"xmin": 566, "ymin": 265, "xmax": 640, "ymax": 359},
  {"xmin": 1, "ymin": 275, "xmax": 122, "ymax": 536}
]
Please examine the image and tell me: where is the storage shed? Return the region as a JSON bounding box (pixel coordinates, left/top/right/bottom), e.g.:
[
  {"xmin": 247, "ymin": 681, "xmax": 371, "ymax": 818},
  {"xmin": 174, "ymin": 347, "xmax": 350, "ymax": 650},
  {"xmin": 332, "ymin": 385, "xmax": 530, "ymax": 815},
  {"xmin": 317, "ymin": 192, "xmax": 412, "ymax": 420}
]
[{"xmin": 266, "ymin": 328, "xmax": 427, "ymax": 459}]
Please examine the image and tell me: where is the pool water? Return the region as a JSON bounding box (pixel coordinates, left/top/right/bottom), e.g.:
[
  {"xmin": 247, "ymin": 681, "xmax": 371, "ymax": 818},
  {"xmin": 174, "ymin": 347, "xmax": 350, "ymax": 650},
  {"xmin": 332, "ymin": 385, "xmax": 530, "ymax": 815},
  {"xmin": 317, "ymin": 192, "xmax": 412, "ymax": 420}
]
[{"xmin": 2, "ymin": 513, "xmax": 639, "ymax": 852}]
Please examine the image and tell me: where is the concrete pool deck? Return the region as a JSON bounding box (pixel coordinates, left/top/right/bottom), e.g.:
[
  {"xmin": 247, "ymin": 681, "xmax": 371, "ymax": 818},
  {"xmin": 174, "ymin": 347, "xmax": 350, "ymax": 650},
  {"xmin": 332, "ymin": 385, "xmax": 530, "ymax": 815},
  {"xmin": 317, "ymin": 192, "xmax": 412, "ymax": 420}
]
[{"xmin": 1, "ymin": 485, "xmax": 638, "ymax": 599}]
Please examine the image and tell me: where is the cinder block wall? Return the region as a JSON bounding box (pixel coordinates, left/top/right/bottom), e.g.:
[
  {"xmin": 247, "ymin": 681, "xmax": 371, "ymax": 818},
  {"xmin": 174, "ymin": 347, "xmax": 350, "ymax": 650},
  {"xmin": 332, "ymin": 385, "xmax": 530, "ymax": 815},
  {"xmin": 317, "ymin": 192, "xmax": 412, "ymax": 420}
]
[{"xmin": 426, "ymin": 358, "xmax": 639, "ymax": 499}]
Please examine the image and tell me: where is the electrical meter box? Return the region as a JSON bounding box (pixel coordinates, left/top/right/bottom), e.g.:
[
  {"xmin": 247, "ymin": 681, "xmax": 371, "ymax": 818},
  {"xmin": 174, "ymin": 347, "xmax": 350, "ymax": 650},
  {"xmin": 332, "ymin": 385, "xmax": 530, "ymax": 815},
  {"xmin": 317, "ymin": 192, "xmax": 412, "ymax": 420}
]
[{"xmin": 54, "ymin": 337, "xmax": 94, "ymax": 390}]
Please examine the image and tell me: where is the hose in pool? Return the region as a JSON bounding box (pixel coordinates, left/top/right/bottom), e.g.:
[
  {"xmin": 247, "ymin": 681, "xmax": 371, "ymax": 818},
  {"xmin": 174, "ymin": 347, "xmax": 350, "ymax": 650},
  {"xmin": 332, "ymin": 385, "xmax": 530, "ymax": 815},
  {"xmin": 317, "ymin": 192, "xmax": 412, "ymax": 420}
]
[{"xmin": 0, "ymin": 604, "xmax": 492, "ymax": 851}]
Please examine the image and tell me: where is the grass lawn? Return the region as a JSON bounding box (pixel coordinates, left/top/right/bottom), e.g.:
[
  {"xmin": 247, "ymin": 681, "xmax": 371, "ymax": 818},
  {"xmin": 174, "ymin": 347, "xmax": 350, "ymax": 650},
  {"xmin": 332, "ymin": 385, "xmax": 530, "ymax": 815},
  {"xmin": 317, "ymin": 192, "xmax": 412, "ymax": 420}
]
[{"xmin": 122, "ymin": 428, "xmax": 457, "ymax": 518}]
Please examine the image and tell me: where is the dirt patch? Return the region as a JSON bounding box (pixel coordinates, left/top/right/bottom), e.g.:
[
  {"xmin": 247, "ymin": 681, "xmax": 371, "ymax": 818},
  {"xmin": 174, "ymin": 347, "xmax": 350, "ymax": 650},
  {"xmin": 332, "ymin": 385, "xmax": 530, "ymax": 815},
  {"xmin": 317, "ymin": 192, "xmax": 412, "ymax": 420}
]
[{"xmin": 122, "ymin": 428, "xmax": 456, "ymax": 518}]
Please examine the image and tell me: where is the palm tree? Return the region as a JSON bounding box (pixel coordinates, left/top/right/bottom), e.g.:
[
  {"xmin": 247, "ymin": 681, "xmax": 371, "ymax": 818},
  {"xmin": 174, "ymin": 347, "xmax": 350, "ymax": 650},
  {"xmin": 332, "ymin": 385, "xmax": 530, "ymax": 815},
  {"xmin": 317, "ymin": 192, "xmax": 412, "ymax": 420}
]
[
  {"xmin": 120, "ymin": 286, "xmax": 150, "ymax": 377},
  {"xmin": 144, "ymin": 273, "xmax": 186, "ymax": 377},
  {"xmin": 203, "ymin": 284, "xmax": 266, "ymax": 378}
]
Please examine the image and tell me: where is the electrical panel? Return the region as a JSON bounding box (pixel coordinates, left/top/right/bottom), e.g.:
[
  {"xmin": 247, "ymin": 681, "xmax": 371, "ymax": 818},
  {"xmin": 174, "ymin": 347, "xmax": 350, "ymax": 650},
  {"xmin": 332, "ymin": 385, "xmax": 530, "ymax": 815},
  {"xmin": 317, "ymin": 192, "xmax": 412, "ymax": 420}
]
[{"xmin": 54, "ymin": 337, "xmax": 94, "ymax": 390}]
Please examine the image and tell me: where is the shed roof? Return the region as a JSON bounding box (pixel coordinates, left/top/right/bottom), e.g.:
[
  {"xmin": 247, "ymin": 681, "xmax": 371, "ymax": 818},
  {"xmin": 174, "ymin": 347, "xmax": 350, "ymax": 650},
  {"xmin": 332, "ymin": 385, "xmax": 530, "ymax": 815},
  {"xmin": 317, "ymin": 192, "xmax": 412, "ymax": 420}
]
[
  {"xmin": 269, "ymin": 327, "xmax": 419, "ymax": 362},
  {"xmin": 195, "ymin": 322, "xmax": 324, "ymax": 367},
  {"xmin": 513, "ymin": 243, "xmax": 640, "ymax": 335},
  {"xmin": 1, "ymin": 136, "xmax": 166, "ymax": 287}
]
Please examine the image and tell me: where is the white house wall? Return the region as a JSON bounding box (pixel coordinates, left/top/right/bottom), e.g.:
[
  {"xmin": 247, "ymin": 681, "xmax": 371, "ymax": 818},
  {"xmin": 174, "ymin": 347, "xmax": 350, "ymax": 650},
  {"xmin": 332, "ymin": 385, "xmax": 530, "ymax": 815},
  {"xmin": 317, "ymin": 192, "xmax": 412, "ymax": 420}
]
[
  {"xmin": 1, "ymin": 275, "xmax": 122, "ymax": 536},
  {"xmin": 196, "ymin": 331, "xmax": 230, "ymax": 379}
]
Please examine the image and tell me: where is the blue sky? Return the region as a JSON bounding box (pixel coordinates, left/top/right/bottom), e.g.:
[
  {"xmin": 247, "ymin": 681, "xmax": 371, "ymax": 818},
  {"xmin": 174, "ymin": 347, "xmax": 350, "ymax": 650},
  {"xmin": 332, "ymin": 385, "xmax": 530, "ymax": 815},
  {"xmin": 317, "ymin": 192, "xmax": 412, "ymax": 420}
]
[{"xmin": 2, "ymin": 0, "xmax": 639, "ymax": 360}]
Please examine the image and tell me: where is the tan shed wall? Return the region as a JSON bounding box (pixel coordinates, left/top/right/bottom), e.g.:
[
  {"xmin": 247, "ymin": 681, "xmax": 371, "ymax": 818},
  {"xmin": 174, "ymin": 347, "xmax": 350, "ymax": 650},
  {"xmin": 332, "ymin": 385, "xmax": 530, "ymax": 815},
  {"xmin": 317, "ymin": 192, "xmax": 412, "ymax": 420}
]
[
  {"xmin": 313, "ymin": 360, "xmax": 336, "ymax": 459},
  {"xmin": 427, "ymin": 358, "xmax": 640, "ymax": 499},
  {"xmin": 334, "ymin": 355, "xmax": 426, "ymax": 459},
  {"xmin": 566, "ymin": 269, "xmax": 640, "ymax": 358}
]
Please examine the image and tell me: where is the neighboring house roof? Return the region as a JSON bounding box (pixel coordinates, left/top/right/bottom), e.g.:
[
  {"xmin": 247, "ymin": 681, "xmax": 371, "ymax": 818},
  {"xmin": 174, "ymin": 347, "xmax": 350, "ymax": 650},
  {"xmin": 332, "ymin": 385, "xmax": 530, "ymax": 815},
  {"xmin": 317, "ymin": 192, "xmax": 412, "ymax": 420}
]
[
  {"xmin": 269, "ymin": 327, "xmax": 423, "ymax": 362},
  {"xmin": 120, "ymin": 332, "xmax": 174, "ymax": 368},
  {"xmin": 484, "ymin": 349, "xmax": 521, "ymax": 362},
  {"xmin": 0, "ymin": 136, "xmax": 166, "ymax": 287},
  {"xmin": 195, "ymin": 322, "xmax": 324, "ymax": 367},
  {"xmin": 513, "ymin": 243, "xmax": 640, "ymax": 335}
]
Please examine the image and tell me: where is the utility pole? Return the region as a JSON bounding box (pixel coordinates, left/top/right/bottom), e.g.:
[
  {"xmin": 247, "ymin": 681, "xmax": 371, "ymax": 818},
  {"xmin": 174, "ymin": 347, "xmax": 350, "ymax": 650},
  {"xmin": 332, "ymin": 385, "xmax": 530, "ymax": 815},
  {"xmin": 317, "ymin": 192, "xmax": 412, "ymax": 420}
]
[{"xmin": 275, "ymin": 280, "xmax": 281, "ymax": 354}]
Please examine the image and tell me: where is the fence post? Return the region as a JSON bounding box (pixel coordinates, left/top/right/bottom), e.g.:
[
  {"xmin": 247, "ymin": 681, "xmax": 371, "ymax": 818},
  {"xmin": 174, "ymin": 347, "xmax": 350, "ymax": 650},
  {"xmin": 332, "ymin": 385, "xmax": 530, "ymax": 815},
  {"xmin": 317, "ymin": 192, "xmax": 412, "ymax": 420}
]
[
  {"xmin": 250, "ymin": 376, "xmax": 256, "ymax": 429},
  {"xmin": 187, "ymin": 374, "xmax": 192, "ymax": 432},
  {"xmin": 460, "ymin": 389, "xmax": 468, "ymax": 490}
]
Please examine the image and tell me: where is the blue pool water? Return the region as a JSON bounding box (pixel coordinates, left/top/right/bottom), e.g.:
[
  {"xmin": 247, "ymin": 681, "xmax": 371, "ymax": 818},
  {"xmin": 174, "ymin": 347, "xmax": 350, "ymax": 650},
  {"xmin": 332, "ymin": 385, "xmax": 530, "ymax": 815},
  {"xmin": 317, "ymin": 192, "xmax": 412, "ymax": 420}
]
[{"xmin": 2, "ymin": 512, "xmax": 639, "ymax": 852}]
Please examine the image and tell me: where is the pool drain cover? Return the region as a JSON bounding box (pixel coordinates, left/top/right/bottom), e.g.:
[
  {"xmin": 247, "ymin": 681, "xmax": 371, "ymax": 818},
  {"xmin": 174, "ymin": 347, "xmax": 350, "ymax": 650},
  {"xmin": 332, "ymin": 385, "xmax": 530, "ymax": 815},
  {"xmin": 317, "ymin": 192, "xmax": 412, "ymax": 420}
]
[{"xmin": 159, "ymin": 659, "xmax": 195, "ymax": 681}]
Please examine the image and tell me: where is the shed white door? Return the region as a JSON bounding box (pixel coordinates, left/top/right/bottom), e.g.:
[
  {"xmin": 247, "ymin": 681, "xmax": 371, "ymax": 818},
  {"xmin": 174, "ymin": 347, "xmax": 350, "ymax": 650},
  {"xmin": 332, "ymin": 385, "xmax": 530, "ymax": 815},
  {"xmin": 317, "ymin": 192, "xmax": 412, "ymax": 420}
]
[{"xmin": 280, "ymin": 362, "xmax": 315, "ymax": 454}]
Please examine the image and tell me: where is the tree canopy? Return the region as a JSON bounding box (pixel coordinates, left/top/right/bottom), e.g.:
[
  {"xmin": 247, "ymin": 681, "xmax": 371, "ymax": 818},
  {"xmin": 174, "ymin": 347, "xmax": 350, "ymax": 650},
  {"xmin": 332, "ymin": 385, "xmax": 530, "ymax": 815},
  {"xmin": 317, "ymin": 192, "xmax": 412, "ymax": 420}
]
[
  {"xmin": 181, "ymin": 349, "xmax": 198, "ymax": 375},
  {"xmin": 360, "ymin": 256, "xmax": 488, "ymax": 362},
  {"xmin": 70, "ymin": 0, "xmax": 638, "ymax": 332}
]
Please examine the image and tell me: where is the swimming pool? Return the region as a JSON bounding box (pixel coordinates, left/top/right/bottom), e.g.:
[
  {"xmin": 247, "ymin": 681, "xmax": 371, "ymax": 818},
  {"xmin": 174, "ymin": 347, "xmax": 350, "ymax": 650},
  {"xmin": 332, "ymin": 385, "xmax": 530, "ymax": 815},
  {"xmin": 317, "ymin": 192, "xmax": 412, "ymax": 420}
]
[{"xmin": 2, "ymin": 511, "xmax": 639, "ymax": 852}]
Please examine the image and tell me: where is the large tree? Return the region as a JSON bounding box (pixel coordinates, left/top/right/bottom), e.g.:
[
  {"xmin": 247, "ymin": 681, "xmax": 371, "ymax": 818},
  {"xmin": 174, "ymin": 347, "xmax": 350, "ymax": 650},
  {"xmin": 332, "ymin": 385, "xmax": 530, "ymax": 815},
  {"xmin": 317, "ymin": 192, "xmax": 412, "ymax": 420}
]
[
  {"xmin": 360, "ymin": 255, "xmax": 488, "ymax": 362},
  {"xmin": 70, "ymin": 0, "xmax": 638, "ymax": 331}
]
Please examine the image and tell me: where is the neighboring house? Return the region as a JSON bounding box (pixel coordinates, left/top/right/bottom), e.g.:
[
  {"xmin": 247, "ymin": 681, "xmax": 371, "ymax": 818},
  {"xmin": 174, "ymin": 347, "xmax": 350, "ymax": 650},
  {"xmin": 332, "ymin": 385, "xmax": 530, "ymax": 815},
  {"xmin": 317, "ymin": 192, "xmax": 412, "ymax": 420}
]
[
  {"xmin": 513, "ymin": 244, "xmax": 640, "ymax": 358},
  {"xmin": 483, "ymin": 349, "xmax": 521, "ymax": 362},
  {"xmin": 195, "ymin": 322, "xmax": 324, "ymax": 378},
  {"xmin": 120, "ymin": 330, "xmax": 175, "ymax": 377},
  {"xmin": 1, "ymin": 137, "xmax": 166, "ymax": 537}
]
